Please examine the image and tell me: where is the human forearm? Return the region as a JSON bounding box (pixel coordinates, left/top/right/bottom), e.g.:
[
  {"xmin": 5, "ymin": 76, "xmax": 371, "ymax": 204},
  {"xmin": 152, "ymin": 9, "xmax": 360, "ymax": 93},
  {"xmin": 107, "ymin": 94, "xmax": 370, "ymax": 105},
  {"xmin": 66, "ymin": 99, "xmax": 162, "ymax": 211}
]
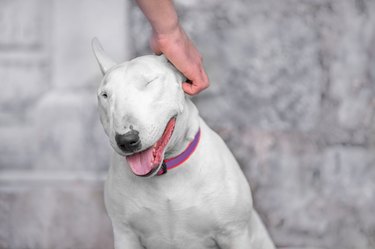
[{"xmin": 135, "ymin": 0, "xmax": 179, "ymax": 35}]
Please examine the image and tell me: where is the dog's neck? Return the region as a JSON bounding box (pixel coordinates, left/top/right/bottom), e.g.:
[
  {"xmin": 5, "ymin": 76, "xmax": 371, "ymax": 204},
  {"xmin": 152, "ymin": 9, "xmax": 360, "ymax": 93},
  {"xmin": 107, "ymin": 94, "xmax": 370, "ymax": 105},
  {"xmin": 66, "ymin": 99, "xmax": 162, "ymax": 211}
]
[{"xmin": 164, "ymin": 97, "xmax": 200, "ymax": 160}]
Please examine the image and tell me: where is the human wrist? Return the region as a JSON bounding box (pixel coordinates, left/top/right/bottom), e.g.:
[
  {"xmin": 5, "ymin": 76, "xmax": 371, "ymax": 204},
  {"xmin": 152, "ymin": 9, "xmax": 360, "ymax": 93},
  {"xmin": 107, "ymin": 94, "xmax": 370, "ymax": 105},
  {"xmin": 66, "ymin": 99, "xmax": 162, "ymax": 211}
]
[
  {"xmin": 152, "ymin": 22, "xmax": 184, "ymax": 45},
  {"xmin": 152, "ymin": 18, "xmax": 180, "ymax": 37}
]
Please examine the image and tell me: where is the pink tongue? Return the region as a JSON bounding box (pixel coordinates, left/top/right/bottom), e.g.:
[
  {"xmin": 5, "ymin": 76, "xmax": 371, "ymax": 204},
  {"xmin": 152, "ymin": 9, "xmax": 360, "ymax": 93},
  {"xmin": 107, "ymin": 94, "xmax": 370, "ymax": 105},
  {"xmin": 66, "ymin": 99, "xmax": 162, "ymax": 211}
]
[
  {"xmin": 125, "ymin": 118, "xmax": 176, "ymax": 176},
  {"xmin": 126, "ymin": 147, "xmax": 156, "ymax": 176}
]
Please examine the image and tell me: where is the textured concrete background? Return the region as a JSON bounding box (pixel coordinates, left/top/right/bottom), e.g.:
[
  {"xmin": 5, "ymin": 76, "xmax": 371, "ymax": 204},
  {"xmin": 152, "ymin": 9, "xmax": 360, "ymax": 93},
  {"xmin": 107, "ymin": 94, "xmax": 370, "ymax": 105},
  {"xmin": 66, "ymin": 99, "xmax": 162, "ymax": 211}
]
[{"xmin": 1, "ymin": 0, "xmax": 375, "ymax": 248}]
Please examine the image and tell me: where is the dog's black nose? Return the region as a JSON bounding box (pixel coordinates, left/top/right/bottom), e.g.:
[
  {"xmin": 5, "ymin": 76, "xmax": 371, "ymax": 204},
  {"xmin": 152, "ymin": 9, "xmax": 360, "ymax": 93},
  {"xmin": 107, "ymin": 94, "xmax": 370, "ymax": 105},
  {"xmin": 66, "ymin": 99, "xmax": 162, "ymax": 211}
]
[{"xmin": 115, "ymin": 130, "xmax": 141, "ymax": 152}]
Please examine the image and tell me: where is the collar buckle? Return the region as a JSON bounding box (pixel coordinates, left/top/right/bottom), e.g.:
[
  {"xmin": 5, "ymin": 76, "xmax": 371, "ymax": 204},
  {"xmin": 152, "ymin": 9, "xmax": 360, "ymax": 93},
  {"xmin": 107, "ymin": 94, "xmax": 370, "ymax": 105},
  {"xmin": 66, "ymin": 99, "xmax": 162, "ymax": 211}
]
[
  {"xmin": 160, "ymin": 162, "xmax": 167, "ymax": 175},
  {"xmin": 156, "ymin": 128, "xmax": 201, "ymax": 176}
]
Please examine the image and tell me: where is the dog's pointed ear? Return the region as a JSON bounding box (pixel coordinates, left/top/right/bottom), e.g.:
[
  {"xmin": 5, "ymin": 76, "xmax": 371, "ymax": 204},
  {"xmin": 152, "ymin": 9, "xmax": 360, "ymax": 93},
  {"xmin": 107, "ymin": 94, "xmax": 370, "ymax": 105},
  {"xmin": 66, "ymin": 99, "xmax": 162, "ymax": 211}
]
[{"xmin": 92, "ymin": 38, "xmax": 116, "ymax": 75}]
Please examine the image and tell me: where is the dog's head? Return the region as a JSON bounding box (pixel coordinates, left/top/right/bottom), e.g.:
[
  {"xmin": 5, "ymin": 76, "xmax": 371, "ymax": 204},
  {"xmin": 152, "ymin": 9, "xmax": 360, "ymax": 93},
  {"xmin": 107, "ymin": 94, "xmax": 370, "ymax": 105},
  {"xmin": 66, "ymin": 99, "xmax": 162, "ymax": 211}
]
[{"xmin": 92, "ymin": 38, "xmax": 186, "ymax": 177}]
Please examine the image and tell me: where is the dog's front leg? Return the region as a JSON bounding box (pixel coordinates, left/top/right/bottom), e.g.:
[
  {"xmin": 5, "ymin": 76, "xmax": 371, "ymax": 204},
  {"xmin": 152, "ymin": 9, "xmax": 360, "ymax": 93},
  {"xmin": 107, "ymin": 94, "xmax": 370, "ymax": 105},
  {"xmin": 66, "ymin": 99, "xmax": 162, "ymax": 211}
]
[
  {"xmin": 215, "ymin": 210, "xmax": 275, "ymax": 249},
  {"xmin": 112, "ymin": 222, "xmax": 144, "ymax": 249},
  {"xmin": 215, "ymin": 226, "xmax": 252, "ymax": 249}
]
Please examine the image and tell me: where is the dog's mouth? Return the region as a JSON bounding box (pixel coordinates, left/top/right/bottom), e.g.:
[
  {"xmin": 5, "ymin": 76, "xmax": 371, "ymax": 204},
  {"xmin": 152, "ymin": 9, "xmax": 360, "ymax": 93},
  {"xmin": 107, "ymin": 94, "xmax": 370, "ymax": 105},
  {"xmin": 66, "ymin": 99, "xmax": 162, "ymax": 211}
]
[{"xmin": 125, "ymin": 117, "xmax": 176, "ymax": 177}]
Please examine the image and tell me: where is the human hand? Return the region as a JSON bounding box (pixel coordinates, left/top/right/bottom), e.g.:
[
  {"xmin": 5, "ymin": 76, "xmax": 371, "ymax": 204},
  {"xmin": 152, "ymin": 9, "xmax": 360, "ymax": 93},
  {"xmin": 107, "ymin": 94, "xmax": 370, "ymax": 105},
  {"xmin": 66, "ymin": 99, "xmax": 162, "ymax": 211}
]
[{"xmin": 150, "ymin": 25, "xmax": 209, "ymax": 96}]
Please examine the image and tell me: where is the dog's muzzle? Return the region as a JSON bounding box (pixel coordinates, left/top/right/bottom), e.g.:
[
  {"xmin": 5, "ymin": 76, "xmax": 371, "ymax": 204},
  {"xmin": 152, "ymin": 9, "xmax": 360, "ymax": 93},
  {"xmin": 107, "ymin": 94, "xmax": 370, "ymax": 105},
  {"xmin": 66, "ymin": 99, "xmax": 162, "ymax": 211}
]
[{"xmin": 115, "ymin": 130, "xmax": 141, "ymax": 153}]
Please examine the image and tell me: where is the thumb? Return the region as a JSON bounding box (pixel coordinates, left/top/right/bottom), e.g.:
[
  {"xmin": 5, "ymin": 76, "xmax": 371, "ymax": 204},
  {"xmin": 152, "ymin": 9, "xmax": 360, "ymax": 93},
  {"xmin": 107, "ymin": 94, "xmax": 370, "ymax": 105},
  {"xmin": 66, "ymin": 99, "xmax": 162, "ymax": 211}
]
[
  {"xmin": 182, "ymin": 80, "xmax": 209, "ymax": 96},
  {"xmin": 182, "ymin": 81, "xmax": 196, "ymax": 95}
]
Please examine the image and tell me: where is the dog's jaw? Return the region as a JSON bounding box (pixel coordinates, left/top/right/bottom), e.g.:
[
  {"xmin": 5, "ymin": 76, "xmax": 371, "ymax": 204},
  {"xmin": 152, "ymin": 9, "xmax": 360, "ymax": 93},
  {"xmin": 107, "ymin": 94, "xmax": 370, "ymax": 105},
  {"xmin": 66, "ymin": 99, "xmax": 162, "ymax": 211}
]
[{"xmin": 163, "ymin": 97, "xmax": 200, "ymax": 160}]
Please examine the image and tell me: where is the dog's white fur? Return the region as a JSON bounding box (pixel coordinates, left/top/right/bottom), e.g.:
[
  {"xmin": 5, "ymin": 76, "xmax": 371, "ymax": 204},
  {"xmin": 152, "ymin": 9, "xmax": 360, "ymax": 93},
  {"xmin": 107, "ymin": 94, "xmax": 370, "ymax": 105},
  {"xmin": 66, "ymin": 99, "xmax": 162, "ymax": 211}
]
[{"xmin": 93, "ymin": 39, "xmax": 275, "ymax": 249}]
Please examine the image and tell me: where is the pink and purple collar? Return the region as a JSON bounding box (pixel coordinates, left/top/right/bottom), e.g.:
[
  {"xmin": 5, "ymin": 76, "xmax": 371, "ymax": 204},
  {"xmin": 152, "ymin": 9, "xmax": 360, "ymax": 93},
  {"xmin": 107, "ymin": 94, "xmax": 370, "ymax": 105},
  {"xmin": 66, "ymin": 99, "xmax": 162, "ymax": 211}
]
[{"xmin": 157, "ymin": 128, "xmax": 201, "ymax": 176}]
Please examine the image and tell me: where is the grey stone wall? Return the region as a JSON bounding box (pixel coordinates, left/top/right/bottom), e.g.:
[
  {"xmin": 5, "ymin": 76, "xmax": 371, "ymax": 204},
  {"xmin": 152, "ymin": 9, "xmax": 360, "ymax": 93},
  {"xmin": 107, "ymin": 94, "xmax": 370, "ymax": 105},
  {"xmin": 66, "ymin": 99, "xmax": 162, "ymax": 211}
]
[
  {"xmin": 0, "ymin": 0, "xmax": 374, "ymax": 249},
  {"xmin": 0, "ymin": 0, "xmax": 129, "ymax": 248}
]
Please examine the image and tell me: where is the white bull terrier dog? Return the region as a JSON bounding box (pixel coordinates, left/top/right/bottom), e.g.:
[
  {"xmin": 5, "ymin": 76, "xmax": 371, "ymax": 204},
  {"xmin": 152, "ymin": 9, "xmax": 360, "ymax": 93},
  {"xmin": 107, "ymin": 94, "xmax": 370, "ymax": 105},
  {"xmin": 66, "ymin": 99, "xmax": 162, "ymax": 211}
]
[{"xmin": 92, "ymin": 38, "xmax": 275, "ymax": 249}]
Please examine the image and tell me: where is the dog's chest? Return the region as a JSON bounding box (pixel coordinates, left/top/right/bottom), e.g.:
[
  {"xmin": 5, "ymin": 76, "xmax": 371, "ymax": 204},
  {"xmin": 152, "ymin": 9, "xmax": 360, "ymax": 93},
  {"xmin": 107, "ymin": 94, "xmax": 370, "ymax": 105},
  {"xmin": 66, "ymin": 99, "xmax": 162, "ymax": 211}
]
[{"xmin": 124, "ymin": 189, "xmax": 222, "ymax": 248}]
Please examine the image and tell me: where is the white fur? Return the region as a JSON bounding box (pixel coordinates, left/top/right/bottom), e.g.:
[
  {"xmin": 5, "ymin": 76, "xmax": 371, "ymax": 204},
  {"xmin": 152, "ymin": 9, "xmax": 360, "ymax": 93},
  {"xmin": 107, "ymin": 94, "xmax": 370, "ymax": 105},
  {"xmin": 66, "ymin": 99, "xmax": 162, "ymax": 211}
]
[{"xmin": 93, "ymin": 40, "xmax": 275, "ymax": 249}]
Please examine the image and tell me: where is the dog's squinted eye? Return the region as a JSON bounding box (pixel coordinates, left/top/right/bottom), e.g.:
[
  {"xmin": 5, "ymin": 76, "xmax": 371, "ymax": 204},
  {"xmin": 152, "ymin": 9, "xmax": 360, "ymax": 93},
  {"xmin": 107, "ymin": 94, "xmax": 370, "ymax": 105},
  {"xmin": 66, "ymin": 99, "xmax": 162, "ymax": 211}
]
[
  {"xmin": 100, "ymin": 92, "xmax": 108, "ymax": 99},
  {"xmin": 146, "ymin": 76, "xmax": 159, "ymax": 86}
]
